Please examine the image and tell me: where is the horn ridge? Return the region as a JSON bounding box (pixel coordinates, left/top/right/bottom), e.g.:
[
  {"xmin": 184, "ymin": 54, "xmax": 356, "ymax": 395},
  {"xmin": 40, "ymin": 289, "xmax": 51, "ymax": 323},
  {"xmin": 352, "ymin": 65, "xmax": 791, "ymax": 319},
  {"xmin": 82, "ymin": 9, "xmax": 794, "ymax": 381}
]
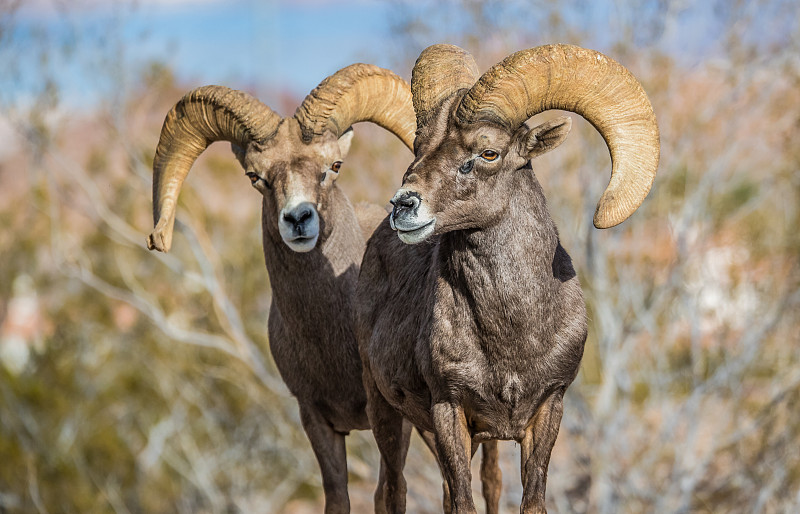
[
  {"xmin": 457, "ymin": 44, "xmax": 660, "ymax": 228},
  {"xmin": 172, "ymin": 86, "xmax": 281, "ymax": 144},
  {"xmin": 149, "ymin": 85, "xmax": 281, "ymax": 252},
  {"xmin": 294, "ymin": 63, "xmax": 416, "ymax": 151},
  {"xmin": 411, "ymin": 44, "xmax": 480, "ymax": 130}
]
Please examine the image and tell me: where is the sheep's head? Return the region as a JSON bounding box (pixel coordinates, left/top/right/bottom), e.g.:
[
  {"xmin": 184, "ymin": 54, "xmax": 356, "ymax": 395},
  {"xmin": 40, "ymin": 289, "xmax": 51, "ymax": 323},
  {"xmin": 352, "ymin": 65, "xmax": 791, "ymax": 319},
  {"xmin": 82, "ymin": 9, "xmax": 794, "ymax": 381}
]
[
  {"xmin": 229, "ymin": 120, "xmax": 354, "ymax": 252},
  {"xmin": 147, "ymin": 64, "xmax": 415, "ymax": 253},
  {"xmin": 389, "ymin": 44, "xmax": 660, "ymax": 245}
]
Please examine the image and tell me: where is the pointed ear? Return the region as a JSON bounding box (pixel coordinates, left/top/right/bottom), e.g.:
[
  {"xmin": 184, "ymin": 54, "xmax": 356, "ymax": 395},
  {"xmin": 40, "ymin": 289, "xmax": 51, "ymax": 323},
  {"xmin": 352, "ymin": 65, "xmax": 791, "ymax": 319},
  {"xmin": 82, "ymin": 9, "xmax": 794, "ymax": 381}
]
[
  {"xmin": 522, "ymin": 115, "xmax": 572, "ymax": 160},
  {"xmin": 337, "ymin": 127, "xmax": 354, "ymax": 158},
  {"xmin": 231, "ymin": 143, "xmax": 246, "ymax": 168}
]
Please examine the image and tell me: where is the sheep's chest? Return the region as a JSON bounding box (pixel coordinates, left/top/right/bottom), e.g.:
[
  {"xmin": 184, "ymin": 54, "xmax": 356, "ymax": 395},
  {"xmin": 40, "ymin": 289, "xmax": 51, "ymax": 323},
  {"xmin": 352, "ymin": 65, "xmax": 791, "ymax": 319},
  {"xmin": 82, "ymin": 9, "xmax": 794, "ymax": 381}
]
[
  {"xmin": 429, "ymin": 332, "xmax": 553, "ymax": 441},
  {"xmin": 423, "ymin": 241, "xmax": 587, "ymax": 441}
]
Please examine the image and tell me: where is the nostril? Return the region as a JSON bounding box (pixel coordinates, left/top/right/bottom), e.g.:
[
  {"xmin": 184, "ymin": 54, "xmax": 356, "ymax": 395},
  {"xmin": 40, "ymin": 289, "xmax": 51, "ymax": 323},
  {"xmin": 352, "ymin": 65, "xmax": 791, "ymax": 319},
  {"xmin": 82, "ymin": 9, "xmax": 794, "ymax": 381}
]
[
  {"xmin": 394, "ymin": 193, "xmax": 420, "ymax": 210},
  {"xmin": 296, "ymin": 208, "xmax": 312, "ymax": 224},
  {"xmin": 284, "ymin": 207, "xmax": 314, "ymax": 226}
]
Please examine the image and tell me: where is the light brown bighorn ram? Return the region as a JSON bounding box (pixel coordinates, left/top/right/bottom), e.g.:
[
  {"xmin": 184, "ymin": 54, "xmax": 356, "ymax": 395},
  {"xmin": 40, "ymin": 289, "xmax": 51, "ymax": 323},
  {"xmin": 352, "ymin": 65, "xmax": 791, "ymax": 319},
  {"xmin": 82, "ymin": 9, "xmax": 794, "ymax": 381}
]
[
  {"xmin": 356, "ymin": 44, "xmax": 660, "ymax": 513},
  {"xmin": 146, "ymin": 64, "xmax": 500, "ymax": 513}
]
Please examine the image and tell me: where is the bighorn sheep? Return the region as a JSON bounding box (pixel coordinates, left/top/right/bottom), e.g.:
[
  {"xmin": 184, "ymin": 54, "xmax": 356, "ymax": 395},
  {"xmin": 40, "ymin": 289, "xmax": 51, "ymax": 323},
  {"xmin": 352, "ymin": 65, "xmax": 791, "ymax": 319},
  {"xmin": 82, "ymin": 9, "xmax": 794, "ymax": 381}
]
[
  {"xmin": 356, "ymin": 44, "xmax": 660, "ymax": 513},
  {"xmin": 146, "ymin": 64, "xmax": 500, "ymax": 513}
]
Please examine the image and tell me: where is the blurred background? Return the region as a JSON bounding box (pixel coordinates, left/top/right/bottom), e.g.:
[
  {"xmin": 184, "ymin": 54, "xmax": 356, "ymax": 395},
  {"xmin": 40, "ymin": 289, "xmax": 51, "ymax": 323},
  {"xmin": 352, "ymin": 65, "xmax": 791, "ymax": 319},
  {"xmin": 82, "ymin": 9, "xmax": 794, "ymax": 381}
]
[{"xmin": 0, "ymin": 0, "xmax": 798, "ymax": 512}]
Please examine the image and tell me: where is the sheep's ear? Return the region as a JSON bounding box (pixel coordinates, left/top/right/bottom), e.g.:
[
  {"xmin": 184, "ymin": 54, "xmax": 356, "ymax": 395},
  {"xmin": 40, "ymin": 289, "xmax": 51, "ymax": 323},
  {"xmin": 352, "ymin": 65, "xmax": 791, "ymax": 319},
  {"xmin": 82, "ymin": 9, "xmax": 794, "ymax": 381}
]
[
  {"xmin": 522, "ymin": 116, "xmax": 572, "ymax": 160},
  {"xmin": 231, "ymin": 143, "xmax": 247, "ymax": 168},
  {"xmin": 338, "ymin": 127, "xmax": 354, "ymax": 158}
]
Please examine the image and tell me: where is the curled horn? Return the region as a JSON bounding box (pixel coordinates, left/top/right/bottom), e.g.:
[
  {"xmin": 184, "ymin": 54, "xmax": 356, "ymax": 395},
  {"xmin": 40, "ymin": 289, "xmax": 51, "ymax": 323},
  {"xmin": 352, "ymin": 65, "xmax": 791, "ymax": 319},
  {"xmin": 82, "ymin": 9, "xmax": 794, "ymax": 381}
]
[
  {"xmin": 294, "ymin": 64, "xmax": 416, "ymax": 151},
  {"xmin": 457, "ymin": 44, "xmax": 660, "ymax": 228},
  {"xmin": 148, "ymin": 86, "xmax": 281, "ymax": 252},
  {"xmin": 411, "ymin": 44, "xmax": 479, "ymax": 129}
]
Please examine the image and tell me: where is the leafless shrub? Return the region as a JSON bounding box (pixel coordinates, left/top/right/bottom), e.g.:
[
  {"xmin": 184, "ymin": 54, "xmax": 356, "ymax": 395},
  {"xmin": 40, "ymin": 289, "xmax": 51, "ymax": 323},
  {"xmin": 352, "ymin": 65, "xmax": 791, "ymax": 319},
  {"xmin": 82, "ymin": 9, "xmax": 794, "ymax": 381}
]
[{"xmin": 1, "ymin": 1, "xmax": 798, "ymax": 512}]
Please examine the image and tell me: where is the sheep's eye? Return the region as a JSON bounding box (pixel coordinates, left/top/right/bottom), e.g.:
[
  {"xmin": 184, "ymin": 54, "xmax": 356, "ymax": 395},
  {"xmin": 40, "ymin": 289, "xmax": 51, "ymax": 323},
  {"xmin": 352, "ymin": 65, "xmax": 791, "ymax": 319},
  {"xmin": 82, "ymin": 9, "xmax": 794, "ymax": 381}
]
[
  {"xmin": 331, "ymin": 161, "xmax": 342, "ymax": 173},
  {"xmin": 246, "ymin": 172, "xmax": 270, "ymax": 189},
  {"xmin": 480, "ymin": 150, "xmax": 499, "ymax": 161}
]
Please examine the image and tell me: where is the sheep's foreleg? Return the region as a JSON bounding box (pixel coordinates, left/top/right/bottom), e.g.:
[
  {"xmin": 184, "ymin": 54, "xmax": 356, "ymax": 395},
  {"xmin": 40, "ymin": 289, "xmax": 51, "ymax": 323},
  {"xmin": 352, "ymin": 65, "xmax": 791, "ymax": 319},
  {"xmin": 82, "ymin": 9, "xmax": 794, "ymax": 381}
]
[
  {"xmin": 365, "ymin": 377, "xmax": 411, "ymax": 513},
  {"xmin": 416, "ymin": 428, "xmax": 453, "ymax": 514},
  {"xmin": 519, "ymin": 389, "xmax": 564, "ymax": 514},
  {"xmin": 431, "ymin": 401, "xmax": 476, "ymax": 514},
  {"xmin": 420, "ymin": 433, "xmax": 501, "ymax": 513},
  {"xmin": 299, "ymin": 404, "xmax": 350, "ymax": 514}
]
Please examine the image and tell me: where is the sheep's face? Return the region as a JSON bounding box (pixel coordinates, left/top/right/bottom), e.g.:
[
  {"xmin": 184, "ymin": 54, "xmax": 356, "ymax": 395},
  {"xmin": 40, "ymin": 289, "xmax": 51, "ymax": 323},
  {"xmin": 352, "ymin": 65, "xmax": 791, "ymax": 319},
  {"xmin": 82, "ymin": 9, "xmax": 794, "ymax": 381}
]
[
  {"xmin": 390, "ymin": 95, "xmax": 572, "ymax": 244},
  {"xmin": 234, "ymin": 119, "xmax": 353, "ymax": 253}
]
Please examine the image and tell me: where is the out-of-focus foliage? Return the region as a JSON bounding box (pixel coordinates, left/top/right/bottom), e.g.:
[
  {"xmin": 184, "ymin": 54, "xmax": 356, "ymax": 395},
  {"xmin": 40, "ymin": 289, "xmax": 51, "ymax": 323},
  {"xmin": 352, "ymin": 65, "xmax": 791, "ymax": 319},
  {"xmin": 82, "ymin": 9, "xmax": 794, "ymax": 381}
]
[{"xmin": 0, "ymin": 0, "xmax": 798, "ymax": 513}]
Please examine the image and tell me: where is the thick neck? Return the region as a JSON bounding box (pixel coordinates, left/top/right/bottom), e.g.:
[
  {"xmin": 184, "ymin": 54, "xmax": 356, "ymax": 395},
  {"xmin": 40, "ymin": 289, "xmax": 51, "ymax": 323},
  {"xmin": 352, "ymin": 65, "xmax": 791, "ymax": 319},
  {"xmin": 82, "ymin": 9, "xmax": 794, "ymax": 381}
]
[
  {"xmin": 436, "ymin": 168, "xmax": 561, "ymax": 340},
  {"xmin": 440, "ymin": 169, "xmax": 558, "ymax": 272},
  {"xmin": 262, "ymin": 185, "xmax": 363, "ymax": 327}
]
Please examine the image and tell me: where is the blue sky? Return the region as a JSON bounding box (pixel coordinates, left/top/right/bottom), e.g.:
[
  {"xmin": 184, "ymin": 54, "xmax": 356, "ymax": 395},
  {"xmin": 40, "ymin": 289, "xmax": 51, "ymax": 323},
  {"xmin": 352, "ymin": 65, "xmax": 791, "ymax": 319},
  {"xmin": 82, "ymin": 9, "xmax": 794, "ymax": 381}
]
[
  {"xmin": 124, "ymin": 1, "xmax": 400, "ymax": 95},
  {"xmin": 2, "ymin": 0, "xmax": 796, "ymax": 111},
  {"xmin": 3, "ymin": 0, "xmax": 404, "ymax": 111}
]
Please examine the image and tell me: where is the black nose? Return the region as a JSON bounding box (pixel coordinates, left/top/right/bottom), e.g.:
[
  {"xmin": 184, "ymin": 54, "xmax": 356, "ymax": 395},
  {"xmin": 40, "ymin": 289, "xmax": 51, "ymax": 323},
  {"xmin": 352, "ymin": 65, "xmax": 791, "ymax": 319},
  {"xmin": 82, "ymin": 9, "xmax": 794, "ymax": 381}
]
[
  {"xmin": 390, "ymin": 192, "xmax": 420, "ymax": 213},
  {"xmin": 283, "ymin": 205, "xmax": 313, "ymax": 226}
]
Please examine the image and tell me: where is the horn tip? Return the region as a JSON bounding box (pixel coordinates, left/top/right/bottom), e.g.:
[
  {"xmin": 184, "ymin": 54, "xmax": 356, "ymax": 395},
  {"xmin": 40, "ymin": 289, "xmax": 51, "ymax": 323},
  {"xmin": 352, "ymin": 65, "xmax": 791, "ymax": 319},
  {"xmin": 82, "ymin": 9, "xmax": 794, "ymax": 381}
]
[
  {"xmin": 593, "ymin": 194, "xmax": 641, "ymax": 229},
  {"xmin": 592, "ymin": 215, "xmax": 620, "ymax": 230},
  {"xmin": 146, "ymin": 226, "xmax": 172, "ymax": 253}
]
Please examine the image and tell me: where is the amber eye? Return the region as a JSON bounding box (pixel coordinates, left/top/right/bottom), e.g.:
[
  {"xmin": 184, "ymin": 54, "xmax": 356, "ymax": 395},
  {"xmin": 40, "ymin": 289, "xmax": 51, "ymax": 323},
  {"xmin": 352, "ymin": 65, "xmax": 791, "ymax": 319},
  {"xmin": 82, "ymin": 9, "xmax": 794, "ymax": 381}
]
[
  {"xmin": 480, "ymin": 150, "xmax": 499, "ymax": 161},
  {"xmin": 246, "ymin": 172, "xmax": 270, "ymax": 189},
  {"xmin": 331, "ymin": 161, "xmax": 342, "ymax": 173}
]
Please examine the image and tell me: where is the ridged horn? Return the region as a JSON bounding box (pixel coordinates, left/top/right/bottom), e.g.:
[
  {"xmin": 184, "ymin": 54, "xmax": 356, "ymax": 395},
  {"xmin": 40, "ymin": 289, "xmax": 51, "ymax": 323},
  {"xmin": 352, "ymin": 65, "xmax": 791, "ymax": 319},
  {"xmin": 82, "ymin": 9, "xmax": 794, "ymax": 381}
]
[
  {"xmin": 148, "ymin": 85, "xmax": 281, "ymax": 252},
  {"xmin": 457, "ymin": 44, "xmax": 660, "ymax": 228},
  {"xmin": 294, "ymin": 63, "xmax": 416, "ymax": 151},
  {"xmin": 411, "ymin": 44, "xmax": 479, "ymax": 129}
]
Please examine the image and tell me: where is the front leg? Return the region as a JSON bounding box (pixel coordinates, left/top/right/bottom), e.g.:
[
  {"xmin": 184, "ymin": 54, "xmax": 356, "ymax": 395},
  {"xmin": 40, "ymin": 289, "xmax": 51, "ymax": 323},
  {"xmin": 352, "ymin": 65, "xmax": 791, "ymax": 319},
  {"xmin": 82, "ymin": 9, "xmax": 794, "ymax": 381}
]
[
  {"xmin": 416, "ymin": 428, "xmax": 452, "ymax": 514},
  {"xmin": 432, "ymin": 401, "xmax": 476, "ymax": 514},
  {"xmin": 299, "ymin": 404, "xmax": 350, "ymax": 514},
  {"xmin": 364, "ymin": 370, "xmax": 412, "ymax": 513},
  {"xmin": 519, "ymin": 389, "xmax": 565, "ymax": 514}
]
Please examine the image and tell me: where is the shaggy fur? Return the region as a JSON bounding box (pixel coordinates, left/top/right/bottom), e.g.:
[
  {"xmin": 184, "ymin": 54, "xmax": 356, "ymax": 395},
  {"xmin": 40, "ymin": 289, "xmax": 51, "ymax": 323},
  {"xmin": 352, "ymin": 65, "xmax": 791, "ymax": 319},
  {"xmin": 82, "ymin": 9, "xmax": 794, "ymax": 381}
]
[
  {"xmin": 149, "ymin": 62, "xmax": 507, "ymax": 512},
  {"xmin": 356, "ymin": 93, "xmax": 588, "ymax": 513}
]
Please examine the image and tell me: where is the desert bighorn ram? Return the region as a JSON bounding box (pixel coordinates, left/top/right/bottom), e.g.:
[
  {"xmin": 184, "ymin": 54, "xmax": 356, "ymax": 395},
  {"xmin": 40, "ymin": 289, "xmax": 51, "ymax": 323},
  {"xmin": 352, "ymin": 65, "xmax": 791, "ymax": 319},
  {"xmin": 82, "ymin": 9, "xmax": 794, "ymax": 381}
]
[
  {"xmin": 356, "ymin": 44, "xmax": 660, "ymax": 513},
  {"xmin": 146, "ymin": 64, "xmax": 500, "ymax": 513}
]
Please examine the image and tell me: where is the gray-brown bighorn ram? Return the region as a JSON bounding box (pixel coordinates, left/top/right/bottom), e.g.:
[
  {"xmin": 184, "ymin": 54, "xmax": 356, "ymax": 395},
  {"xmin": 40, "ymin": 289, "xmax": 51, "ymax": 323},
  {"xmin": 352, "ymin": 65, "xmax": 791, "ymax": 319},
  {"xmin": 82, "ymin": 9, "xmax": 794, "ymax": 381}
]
[
  {"xmin": 146, "ymin": 64, "xmax": 500, "ymax": 513},
  {"xmin": 356, "ymin": 44, "xmax": 660, "ymax": 513}
]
